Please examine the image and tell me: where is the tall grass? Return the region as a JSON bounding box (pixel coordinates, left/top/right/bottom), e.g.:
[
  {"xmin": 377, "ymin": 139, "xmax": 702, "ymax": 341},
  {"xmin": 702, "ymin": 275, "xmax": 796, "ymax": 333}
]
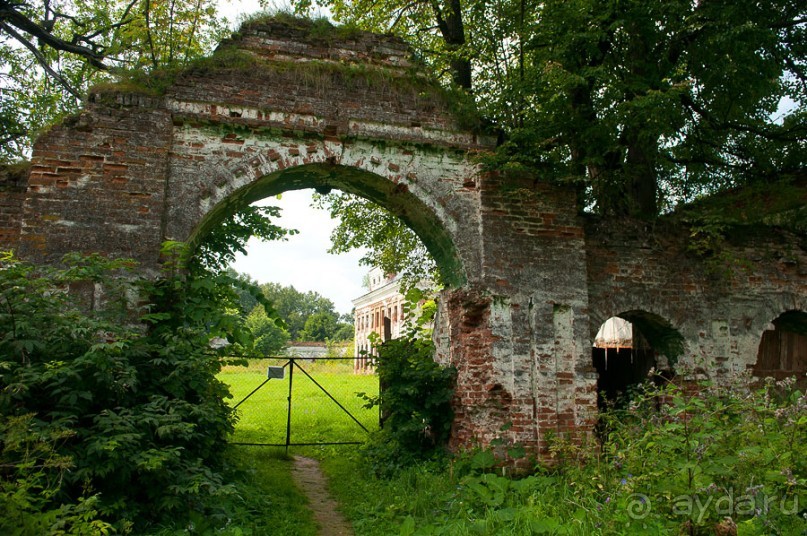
[
  {"xmin": 318, "ymin": 377, "xmax": 807, "ymax": 536},
  {"xmin": 148, "ymin": 446, "xmax": 318, "ymax": 535},
  {"xmin": 214, "ymin": 366, "xmax": 805, "ymax": 536}
]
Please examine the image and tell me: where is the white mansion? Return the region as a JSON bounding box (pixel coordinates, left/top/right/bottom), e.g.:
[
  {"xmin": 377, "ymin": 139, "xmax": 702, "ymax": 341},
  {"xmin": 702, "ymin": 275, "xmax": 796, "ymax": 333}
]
[{"xmin": 351, "ymin": 268, "xmax": 407, "ymax": 372}]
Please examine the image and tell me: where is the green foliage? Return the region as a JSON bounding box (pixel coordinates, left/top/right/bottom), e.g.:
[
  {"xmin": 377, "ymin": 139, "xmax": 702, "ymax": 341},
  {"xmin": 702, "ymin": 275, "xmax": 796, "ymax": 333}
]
[
  {"xmin": 106, "ymin": 47, "xmax": 262, "ymax": 97},
  {"xmin": 0, "ymin": 0, "xmax": 228, "ymax": 163},
  {"xmin": 244, "ymin": 305, "xmax": 290, "ymax": 356},
  {"xmin": 320, "ymin": 451, "xmax": 457, "ymax": 536},
  {"xmin": 297, "ymin": 0, "xmax": 806, "ymax": 218},
  {"xmin": 682, "ymin": 214, "xmax": 757, "ymax": 280},
  {"xmin": 225, "ymin": 268, "xmax": 261, "ymax": 315},
  {"xmin": 111, "ymin": 0, "xmax": 228, "ymax": 71},
  {"xmin": 677, "ymin": 176, "xmax": 807, "ymax": 229},
  {"xmin": 676, "ymin": 176, "xmax": 807, "ymax": 276},
  {"xmin": 0, "ymin": 414, "xmax": 113, "ymax": 535},
  {"xmin": 239, "ymin": 11, "xmax": 365, "ymax": 43},
  {"xmin": 151, "ymin": 447, "xmax": 319, "ymax": 536},
  {"xmin": 331, "ymin": 323, "xmax": 355, "ymax": 343},
  {"xmin": 300, "ymin": 311, "xmax": 338, "ymax": 342},
  {"xmin": 323, "ymin": 375, "xmax": 806, "ymax": 535},
  {"xmin": 360, "ymin": 335, "xmax": 456, "ymax": 475},
  {"xmin": 0, "ymin": 251, "xmax": 243, "ymax": 531},
  {"xmin": 312, "ymin": 191, "xmax": 440, "ymax": 289},
  {"xmin": 258, "ymin": 282, "xmax": 344, "ymax": 341},
  {"xmin": 504, "ymin": 0, "xmax": 805, "ymax": 216},
  {"xmin": 598, "ymin": 375, "xmax": 807, "ymax": 534}
]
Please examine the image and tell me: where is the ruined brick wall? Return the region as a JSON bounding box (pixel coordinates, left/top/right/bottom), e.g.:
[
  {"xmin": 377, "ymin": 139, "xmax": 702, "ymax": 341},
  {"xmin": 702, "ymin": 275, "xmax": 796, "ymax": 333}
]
[
  {"xmin": 1, "ymin": 17, "xmax": 804, "ymax": 462},
  {"xmin": 17, "ymin": 95, "xmax": 172, "ymax": 269},
  {"xmin": 159, "ymin": 19, "xmax": 490, "ymax": 288},
  {"xmin": 0, "ymin": 164, "xmax": 29, "ymax": 249},
  {"xmin": 586, "ymin": 219, "xmax": 807, "ymax": 381},
  {"xmin": 437, "ymin": 173, "xmax": 597, "ymax": 458},
  {"xmin": 171, "ymin": 19, "xmax": 469, "ymax": 141}
]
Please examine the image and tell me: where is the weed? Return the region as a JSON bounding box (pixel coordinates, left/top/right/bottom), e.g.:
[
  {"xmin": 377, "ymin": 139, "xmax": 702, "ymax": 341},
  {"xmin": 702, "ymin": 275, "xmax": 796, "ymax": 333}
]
[{"xmin": 320, "ymin": 374, "xmax": 806, "ymax": 535}]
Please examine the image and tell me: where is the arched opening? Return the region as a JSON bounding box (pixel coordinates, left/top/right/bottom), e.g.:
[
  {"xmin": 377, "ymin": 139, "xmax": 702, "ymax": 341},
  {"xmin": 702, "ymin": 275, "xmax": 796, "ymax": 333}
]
[
  {"xmin": 187, "ymin": 162, "xmax": 466, "ymax": 288},
  {"xmin": 592, "ymin": 311, "xmax": 682, "ymax": 409},
  {"xmin": 754, "ymin": 310, "xmax": 807, "ymax": 384},
  {"xmin": 185, "ymin": 163, "xmax": 458, "ymax": 447},
  {"xmin": 188, "ymin": 161, "xmax": 461, "ymax": 362}
]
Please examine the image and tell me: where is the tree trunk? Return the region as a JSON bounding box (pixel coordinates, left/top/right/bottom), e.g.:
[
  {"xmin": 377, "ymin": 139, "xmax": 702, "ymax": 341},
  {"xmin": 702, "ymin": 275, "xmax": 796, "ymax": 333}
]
[
  {"xmin": 432, "ymin": 0, "xmax": 472, "ymax": 89},
  {"xmin": 622, "ymin": 15, "xmax": 658, "ymax": 219},
  {"xmin": 625, "ymin": 139, "xmax": 658, "ymax": 218}
]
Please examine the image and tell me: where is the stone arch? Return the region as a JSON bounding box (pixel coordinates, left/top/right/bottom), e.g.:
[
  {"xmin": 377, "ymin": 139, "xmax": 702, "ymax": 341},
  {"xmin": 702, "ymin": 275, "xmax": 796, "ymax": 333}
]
[
  {"xmin": 752, "ymin": 309, "xmax": 807, "ymax": 384},
  {"xmin": 589, "ymin": 308, "xmax": 685, "ymax": 362},
  {"xmin": 181, "ymin": 161, "xmax": 467, "ymax": 288},
  {"xmin": 591, "ymin": 309, "xmax": 683, "ymax": 407},
  {"xmin": 616, "ymin": 310, "xmax": 685, "ymax": 364}
]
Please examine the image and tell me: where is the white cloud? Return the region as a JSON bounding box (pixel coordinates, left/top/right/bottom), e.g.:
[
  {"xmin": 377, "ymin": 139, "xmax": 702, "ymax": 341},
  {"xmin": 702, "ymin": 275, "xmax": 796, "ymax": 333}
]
[{"xmin": 229, "ymin": 189, "xmax": 368, "ymax": 314}]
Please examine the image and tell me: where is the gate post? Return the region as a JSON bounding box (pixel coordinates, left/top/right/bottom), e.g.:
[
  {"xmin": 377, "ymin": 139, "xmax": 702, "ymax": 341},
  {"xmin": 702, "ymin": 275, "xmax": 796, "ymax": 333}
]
[{"xmin": 285, "ymin": 358, "xmax": 294, "ymax": 454}]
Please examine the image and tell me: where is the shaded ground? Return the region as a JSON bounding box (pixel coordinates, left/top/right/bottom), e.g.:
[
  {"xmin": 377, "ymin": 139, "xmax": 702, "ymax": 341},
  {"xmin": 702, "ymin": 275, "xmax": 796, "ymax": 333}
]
[{"xmin": 292, "ymin": 456, "xmax": 354, "ymax": 536}]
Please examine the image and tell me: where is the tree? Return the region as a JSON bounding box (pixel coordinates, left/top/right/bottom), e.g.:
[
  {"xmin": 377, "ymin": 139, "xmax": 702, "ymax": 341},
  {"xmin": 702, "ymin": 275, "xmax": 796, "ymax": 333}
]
[
  {"xmin": 259, "ymin": 282, "xmax": 343, "ymax": 341},
  {"xmin": 311, "ymin": 192, "xmax": 439, "ymax": 289},
  {"xmin": 245, "ymin": 304, "xmax": 290, "ymax": 355},
  {"xmin": 300, "ymin": 311, "xmax": 338, "ymax": 342},
  {"xmin": 226, "ymin": 268, "xmax": 261, "ymax": 314},
  {"xmin": 512, "ymin": 0, "xmax": 807, "ymax": 217},
  {"xmin": 297, "ymin": 0, "xmax": 806, "ymax": 218},
  {"xmin": 332, "ymin": 322, "xmax": 354, "ymax": 342},
  {"xmin": 0, "ymin": 0, "xmax": 227, "ymax": 162}
]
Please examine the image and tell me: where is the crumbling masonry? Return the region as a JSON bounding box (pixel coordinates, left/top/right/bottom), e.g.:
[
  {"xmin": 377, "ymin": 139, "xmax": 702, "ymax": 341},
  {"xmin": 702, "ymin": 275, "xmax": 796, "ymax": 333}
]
[{"xmin": 1, "ymin": 19, "xmax": 805, "ymax": 457}]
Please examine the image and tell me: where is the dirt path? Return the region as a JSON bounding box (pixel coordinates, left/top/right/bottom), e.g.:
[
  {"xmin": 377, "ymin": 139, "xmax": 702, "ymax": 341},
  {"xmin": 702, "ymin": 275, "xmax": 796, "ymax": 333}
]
[{"xmin": 291, "ymin": 456, "xmax": 354, "ymax": 536}]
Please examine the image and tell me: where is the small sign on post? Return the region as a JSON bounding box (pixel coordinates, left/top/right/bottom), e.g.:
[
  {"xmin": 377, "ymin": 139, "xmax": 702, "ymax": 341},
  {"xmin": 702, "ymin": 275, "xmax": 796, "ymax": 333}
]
[{"xmin": 267, "ymin": 366, "xmax": 285, "ymax": 380}]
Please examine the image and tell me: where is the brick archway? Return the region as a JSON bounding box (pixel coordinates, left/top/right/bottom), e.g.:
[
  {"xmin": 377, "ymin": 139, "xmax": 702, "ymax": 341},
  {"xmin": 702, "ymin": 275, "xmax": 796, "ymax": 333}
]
[
  {"xmin": 179, "ymin": 160, "xmax": 471, "ymax": 289},
  {"xmin": 2, "ymin": 17, "xmax": 805, "ymax": 458}
]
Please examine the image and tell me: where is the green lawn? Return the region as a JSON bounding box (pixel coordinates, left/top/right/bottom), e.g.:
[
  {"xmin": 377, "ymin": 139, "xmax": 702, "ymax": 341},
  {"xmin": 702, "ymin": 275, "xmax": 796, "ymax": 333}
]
[
  {"xmin": 150, "ymin": 360, "xmax": 381, "ymax": 536},
  {"xmin": 148, "ymin": 365, "xmax": 806, "ymax": 536},
  {"xmin": 220, "ymin": 358, "xmax": 380, "ymax": 447}
]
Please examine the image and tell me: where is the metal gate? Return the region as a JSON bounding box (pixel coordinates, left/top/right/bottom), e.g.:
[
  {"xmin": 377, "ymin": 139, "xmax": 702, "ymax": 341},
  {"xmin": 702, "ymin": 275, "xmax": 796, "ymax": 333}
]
[{"xmin": 221, "ymin": 356, "xmax": 379, "ymax": 450}]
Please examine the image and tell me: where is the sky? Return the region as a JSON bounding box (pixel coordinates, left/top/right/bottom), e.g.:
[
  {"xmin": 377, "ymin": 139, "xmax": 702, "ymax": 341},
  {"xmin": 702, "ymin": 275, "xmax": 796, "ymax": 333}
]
[
  {"xmin": 220, "ymin": 0, "xmax": 329, "ymax": 26},
  {"xmin": 217, "ymin": 1, "xmax": 367, "ymax": 314},
  {"xmin": 228, "ymin": 191, "xmax": 369, "ymax": 315}
]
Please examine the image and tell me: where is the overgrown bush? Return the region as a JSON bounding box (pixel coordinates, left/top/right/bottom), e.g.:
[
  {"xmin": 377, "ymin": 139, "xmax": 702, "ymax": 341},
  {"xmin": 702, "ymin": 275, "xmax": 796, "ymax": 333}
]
[
  {"xmin": 360, "ymin": 326, "xmax": 456, "ymax": 475},
  {"xmin": 0, "ymin": 250, "xmax": 250, "ymax": 533},
  {"xmin": 597, "ymin": 375, "xmax": 807, "ymax": 534},
  {"xmin": 433, "ymin": 376, "xmax": 807, "ymax": 535},
  {"xmin": 325, "ymin": 374, "xmax": 806, "ymax": 535}
]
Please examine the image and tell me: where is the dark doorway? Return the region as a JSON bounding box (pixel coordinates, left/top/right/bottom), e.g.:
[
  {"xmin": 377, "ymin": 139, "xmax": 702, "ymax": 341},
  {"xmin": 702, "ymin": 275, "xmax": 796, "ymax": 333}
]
[
  {"xmin": 592, "ymin": 311, "xmax": 682, "ymax": 409},
  {"xmin": 592, "ymin": 317, "xmax": 656, "ymax": 409},
  {"xmin": 754, "ymin": 310, "xmax": 807, "ymax": 387}
]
